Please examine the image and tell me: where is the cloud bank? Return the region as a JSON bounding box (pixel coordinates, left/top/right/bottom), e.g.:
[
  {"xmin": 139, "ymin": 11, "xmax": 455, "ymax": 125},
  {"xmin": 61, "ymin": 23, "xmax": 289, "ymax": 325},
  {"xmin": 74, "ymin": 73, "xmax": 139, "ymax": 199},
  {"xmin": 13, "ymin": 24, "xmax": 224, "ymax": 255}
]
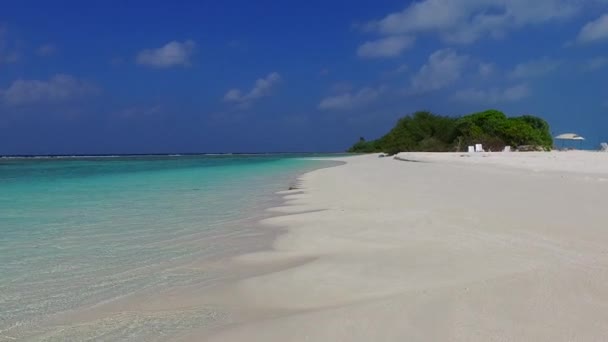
[
  {"xmin": 357, "ymin": 36, "xmax": 414, "ymax": 58},
  {"xmin": 577, "ymin": 13, "xmax": 608, "ymax": 43},
  {"xmin": 223, "ymin": 72, "xmax": 282, "ymax": 107},
  {"xmin": 509, "ymin": 58, "xmax": 561, "ymax": 79},
  {"xmin": 319, "ymin": 86, "xmax": 384, "ymax": 110},
  {"xmin": 136, "ymin": 40, "xmax": 196, "ymax": 68},
  {"xmin": 1, "ymin": 74, "xmax": 100, "ymax": 106},
  {"xmin": 452, "ymin": 84, "xmax": 530, "ymax": 103},
  {"xmin": 366, "ymin": 0, "xmax": 582, "ymax": 44},
  {"xmin": 410, "ymin": 49, "xmax": 469, "ymax": 92}
]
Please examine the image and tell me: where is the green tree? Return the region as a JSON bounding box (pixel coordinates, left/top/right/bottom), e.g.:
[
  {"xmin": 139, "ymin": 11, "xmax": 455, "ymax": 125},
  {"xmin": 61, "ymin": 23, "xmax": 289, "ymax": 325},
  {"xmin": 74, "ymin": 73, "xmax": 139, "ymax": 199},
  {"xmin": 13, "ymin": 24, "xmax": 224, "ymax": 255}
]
[{"xmin": 348, "ymin": 109, "xmax": 553, "ymax": 154}]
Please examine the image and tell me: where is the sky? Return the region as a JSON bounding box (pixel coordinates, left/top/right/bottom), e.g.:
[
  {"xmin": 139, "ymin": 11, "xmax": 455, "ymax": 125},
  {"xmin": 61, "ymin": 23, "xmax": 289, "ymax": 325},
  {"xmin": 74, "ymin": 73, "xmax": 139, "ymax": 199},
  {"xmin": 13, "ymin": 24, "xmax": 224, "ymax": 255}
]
[{"xmin": 1, "ymin": 0, "xmax": 608, "ymax": 154}]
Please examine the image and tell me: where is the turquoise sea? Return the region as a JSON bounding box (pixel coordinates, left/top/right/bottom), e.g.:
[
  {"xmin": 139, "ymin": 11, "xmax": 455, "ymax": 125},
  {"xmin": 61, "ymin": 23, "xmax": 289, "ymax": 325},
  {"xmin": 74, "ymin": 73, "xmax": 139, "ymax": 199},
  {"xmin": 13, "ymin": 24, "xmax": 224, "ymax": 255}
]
[{"xmin": 0, "ymin": 154, "xmax": 339, "ymax": 341}]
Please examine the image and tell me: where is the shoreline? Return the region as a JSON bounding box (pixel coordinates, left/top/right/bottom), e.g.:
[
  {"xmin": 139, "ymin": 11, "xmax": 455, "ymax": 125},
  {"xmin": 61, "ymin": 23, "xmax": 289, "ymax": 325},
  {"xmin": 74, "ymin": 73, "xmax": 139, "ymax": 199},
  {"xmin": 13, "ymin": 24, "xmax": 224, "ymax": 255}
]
[
  {"xmin": 5, "ymin": 157, "xmax": 342, "ymax": 341},
  {"xmin": 202, "ymin": 152, "xmax": 608, "ymax": 341},
  {"xmin": 172, "ymin": 159, "xmax": 350, "ymax": 340}
]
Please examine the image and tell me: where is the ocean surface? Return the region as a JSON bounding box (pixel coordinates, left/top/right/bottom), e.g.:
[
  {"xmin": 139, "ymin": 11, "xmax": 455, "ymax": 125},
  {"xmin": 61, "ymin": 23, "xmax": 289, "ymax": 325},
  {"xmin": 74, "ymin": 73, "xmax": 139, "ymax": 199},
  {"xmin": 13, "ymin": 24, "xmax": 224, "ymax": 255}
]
[{"xmin": 0, "ymin": 154, "xmax": 339, "ymax": 341}]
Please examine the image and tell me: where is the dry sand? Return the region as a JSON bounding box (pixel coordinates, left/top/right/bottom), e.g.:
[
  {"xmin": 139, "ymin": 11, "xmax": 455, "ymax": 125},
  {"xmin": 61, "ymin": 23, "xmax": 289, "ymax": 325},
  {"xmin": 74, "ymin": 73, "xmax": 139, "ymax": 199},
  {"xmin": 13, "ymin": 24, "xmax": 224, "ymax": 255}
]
[{"xmin": 201, "ymin": 151, "xmax": 608, "ymax": 341}]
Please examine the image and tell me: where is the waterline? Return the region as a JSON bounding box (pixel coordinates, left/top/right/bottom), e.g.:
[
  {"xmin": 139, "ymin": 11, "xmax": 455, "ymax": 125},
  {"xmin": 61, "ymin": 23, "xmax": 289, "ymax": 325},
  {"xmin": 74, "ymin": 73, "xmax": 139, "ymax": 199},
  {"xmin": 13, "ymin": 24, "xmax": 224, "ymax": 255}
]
[{"xmin": 0, "ymin": 155, "xmax": 340, "ymax": 340}]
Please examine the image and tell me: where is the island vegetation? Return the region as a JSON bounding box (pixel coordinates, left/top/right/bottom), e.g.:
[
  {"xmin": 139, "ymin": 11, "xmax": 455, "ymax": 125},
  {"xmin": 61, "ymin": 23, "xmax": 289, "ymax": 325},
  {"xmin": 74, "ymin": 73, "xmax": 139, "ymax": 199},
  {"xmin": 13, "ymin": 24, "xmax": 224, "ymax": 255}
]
[{"xmin": 348, "ymin": 109, "xmax": 553, "ymax": 155}]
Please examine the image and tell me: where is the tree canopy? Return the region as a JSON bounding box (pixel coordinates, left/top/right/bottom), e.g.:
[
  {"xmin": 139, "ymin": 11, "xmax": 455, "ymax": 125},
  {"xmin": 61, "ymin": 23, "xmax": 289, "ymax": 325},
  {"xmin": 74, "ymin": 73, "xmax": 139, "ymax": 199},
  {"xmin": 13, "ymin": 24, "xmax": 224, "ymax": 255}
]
[{"xmin": 349, "ymin": 110, "xmax": 553, "ymax": 155}]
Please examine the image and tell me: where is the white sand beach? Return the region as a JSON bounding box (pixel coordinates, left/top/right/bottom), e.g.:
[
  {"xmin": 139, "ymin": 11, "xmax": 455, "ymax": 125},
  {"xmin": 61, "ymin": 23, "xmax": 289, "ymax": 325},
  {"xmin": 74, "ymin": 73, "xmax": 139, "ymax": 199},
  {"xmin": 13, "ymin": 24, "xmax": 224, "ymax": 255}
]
[{"xmin": 194, "ymin": 151, "xmax": 608, "ymax": 341}]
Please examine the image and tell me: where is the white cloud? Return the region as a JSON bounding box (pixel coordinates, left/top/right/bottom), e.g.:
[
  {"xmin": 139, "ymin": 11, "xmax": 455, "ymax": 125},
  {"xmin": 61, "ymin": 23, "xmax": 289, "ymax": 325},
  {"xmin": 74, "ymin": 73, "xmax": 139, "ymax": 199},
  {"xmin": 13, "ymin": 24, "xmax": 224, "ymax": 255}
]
[
  {"xmin": 223, "ymin": 89, "xmax": 243, "ymax": 102},
  {"xmin": 318, "ymin": 86, "xmax": 384, "ymax": 110},
  {"xmin": 452, "ymin": 84, "xmax": 531, "ymax": 103},
  {"xmin": 410, "ymin": 49, "xmax": 468, "ymax": 92},
  {"xmin": 478, "ymin": 62, "xmax": 495, "ymax": 77},
  {"xmin": 1, "ymin": 74, "xmax": 99, "ymax": 106},
  {"xmin": 136, "ymin": 40, "xmax": 196, "ymax": 68},
  {"xmin": 37, "ymin": 43, "xmax": 57, "ymax": 57},
  {"xmin": 357, "ymin": 36, "xmax": 415, "ymax": 58},
  {"xmin": 509, "ymin": 58, "xmax": 561, "ymax": 78},
  {"xmin": 366, "ymin": 0, "xmax": 582, "ymax": 44},
  {"xmin": 585, "ymin": 56, "xmax": 608, "ymax": 70},
  {"xmin": 577, "ymin": 14, "xmax": 608, "ymax": 43},
  {"xmin": 395, "ymin": 64, "xmax": 409, "ymax": 73},
  {"xmin": 223, "ymin": 72, "xmax": 282, "ymax": 107},
  {"xmin": 381, "ymin": 64, "xmax": 410, "ymax": 78}
]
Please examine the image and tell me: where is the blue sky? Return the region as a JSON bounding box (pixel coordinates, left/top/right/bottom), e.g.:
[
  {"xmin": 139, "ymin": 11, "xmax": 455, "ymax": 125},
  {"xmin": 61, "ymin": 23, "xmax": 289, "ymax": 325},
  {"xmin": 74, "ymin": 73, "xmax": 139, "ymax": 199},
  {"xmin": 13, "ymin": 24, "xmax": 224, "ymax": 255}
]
[{"xmin": 1, "ymin": 0, "xmax": 608, "ymax": 154}]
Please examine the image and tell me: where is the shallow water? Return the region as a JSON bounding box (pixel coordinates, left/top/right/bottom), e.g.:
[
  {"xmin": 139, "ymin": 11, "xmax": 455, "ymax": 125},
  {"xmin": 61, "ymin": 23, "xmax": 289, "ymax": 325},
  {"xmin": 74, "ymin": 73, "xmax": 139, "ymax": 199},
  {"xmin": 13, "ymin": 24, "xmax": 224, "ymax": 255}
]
[{"xmin": 0, "ymin": 155, "xmax": 338, "ymax": 340}]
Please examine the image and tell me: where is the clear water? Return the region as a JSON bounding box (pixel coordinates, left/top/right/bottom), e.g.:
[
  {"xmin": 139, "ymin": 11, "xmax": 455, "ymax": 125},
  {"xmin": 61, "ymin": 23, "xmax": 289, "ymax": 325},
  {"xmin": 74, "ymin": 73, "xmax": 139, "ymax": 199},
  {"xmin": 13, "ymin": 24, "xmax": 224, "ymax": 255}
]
[{"xmin": 0, "ymin": 155, "xmax": 338, "ymax": 341}]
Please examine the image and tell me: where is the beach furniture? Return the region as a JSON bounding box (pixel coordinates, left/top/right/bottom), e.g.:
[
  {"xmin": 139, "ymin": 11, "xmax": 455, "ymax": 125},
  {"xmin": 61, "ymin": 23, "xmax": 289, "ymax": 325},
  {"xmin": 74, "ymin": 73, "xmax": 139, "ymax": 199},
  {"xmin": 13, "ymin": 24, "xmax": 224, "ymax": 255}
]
[
  {"xmin": 475, "ymin": 144, "xmax": 484, "ymax": 152},
  {"xmin": 555, "ymin": 133, "xmax": 585, "ymax": 150},
  {"xmin": 503, "ymin": 146, "xmax": 511, "ymax": 152},
  {"xmin": 468, "ymin": 146, "xmax": 475, "ymax": 153},
  {"xmin": 601, "ymin": 143, "xmax": 608, "ymax": 152}
]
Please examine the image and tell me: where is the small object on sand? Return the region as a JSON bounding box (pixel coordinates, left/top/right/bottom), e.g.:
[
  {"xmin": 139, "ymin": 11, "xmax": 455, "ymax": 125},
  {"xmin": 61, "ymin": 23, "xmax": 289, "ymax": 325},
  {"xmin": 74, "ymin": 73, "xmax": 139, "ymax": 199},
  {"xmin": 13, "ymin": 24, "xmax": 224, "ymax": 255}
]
[
  {"xmin": 601, "ymin": 142, "xmax": 608, "ymax": 152},
  {"xmin": 288, "ymin": 186, "xmax": 299, "ymax": 190}
]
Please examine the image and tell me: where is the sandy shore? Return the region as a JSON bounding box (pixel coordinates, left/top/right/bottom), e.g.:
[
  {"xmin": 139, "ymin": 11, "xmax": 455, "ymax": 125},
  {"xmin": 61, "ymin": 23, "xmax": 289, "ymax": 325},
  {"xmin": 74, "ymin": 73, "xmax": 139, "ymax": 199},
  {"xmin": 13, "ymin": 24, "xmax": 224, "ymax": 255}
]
[{"xmin": 199, "ymin": 151, "xmax": 608, "ymax": 341}]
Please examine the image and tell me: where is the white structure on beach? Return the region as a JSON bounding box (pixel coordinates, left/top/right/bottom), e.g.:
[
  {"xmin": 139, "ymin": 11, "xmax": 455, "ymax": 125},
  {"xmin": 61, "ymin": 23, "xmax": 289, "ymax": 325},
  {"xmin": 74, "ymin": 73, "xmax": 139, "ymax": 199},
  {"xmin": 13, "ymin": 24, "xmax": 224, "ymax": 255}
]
[
  {"xmin": 555, "ymin": 133, "xmax": 585, "ymax": 141},
  {"xmin": 555, "ymin": 133, "xmax": 585, "ymax": 149},
  {"xmin": 467, "ymin": 144, "xmax": 485, "ymax": 153}
]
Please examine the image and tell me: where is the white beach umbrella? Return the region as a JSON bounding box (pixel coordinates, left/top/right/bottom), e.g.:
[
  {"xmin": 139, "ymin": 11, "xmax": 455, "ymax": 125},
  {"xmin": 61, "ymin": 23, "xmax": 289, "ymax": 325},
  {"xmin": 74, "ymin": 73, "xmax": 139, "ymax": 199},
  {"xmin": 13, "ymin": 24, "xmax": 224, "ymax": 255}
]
[
  {"xmin": 554, "ymin": 133, "xmax": 585, "ymax": 140},
  {"xmin": 554, "ymin": 133, "xmax": 585, "ymax": 149}
]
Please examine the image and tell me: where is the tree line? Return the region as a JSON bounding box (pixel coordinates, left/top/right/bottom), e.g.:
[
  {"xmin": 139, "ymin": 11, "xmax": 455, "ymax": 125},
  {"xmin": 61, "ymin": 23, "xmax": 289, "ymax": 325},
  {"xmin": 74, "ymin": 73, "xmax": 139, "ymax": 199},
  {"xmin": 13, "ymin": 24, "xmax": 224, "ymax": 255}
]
[{"xmin": 348, "ymin": 110, "xmax": 553, "ymax": 155}]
